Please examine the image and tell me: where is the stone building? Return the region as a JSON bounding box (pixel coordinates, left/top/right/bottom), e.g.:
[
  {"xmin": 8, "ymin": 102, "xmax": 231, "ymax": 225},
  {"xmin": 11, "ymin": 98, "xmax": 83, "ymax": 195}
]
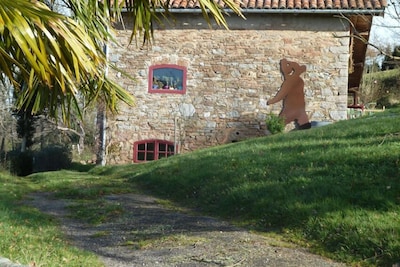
[{"xmin": 105, "ymin": 0, "xmax": 386, "ymax": 164}]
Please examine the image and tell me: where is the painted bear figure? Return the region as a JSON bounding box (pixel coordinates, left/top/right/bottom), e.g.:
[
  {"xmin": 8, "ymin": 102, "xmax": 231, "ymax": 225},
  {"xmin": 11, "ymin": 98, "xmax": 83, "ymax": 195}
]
[{"xmin": 267, "ymin": 59, "xmax": 311, "ymax": 130}]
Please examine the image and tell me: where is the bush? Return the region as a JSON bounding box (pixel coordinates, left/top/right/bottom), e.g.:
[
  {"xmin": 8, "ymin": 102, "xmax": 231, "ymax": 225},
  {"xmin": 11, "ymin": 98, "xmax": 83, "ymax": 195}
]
[
  {"xmin": 34, "ymin": 145, "xmax": 72, "ymax": 172},
  {"xmin": 266, "ymin": 113, "xmax": 285, "ymax": 134},
  {"xmin": 8, "ymin": 150, "xmax": 34, "ymax": 176}
]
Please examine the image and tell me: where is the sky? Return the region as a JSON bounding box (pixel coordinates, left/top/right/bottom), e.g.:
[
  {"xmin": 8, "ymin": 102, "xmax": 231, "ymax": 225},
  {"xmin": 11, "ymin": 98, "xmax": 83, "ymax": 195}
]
[{"xmin": 369, "ymin": 2, "xmax": 400, "ymax": 49}]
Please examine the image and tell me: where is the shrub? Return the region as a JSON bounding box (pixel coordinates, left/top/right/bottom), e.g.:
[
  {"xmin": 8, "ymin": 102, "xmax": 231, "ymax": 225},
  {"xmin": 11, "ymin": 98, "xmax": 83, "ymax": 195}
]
[
  {"xmin": 266, "ymin": 113, "xmax": 285, "ymax": 134},
  {"xmin": 34, "ymin": 145, "xmax": 72, "ymax": 172},
  {"xmin": 7, "ymin": 150, "xmax": 34, "ymax": 176}
]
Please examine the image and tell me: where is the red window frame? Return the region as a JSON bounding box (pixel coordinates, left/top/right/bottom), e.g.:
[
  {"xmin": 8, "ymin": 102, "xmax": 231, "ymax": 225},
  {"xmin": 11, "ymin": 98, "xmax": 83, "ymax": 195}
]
[
  {"xmin": 148, "ymin": 64, "xmax": 187, "ymax": 94},
  {"xmin": 133, "ymin": 139, "xmax": 176, "ymax": 163}
]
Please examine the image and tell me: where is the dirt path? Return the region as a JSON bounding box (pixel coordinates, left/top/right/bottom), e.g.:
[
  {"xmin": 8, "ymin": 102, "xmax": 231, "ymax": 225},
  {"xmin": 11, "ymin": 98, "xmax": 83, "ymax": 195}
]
[{"xmin": 24, "ymin": 192, "xmax": 347, "ymax": 267}]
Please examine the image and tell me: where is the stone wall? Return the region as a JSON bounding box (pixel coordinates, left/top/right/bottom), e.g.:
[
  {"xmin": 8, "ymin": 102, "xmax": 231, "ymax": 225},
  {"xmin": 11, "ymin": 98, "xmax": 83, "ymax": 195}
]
[{"xmin": 106, "ymin": 13, "xmax": 349, "ymax": 164}]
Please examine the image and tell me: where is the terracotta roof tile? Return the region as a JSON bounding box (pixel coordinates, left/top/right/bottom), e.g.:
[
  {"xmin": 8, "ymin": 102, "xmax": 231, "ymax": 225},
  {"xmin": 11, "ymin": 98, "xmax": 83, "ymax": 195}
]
[
  {"xmin": 124, "ymin": 0, "xmax": 386, "ymax": 10},
  {"xmin": 187, "ymin": 0, "xmax": 196, "ymax": 8},
  {"xmin": 255, "ymin": 0, "xmax": 264, "ymax": 8},
  {"xmin": 310, "ymin": 0, "xmax": 317, "ymax": 8},
  {"xmin": 332, "ymin": 0, "xmax": 340, "ymax": 8},
  {"xmin": 294, "ymin": 0, "xmax": 302, "ymax": 8},
  {"xmin": 348, "ymin": 0, "xmax": 357, "ymax": 8},
  {"xmin": 171, "ymin": 0, "xmax": 181, "ymax": 8},
  {"xmin": 373, "ymin": 0, "xmax": 384, "ymax": 8},
  {"xmin": 271, "ymin": 0, "xmax": 279, "ymax": 9},
  {"xmin": 247, "ymin": 0, "xmax": 256, "ymax": 8},
  {"xmin": 302, "ymin": 0, "xmax": 310, "ymax": 9}
]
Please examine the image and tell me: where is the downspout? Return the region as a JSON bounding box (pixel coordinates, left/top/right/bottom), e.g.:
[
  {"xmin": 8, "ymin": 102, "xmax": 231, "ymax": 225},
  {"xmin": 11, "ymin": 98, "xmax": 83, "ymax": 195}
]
[
  {"xmin": 96, "ymin": 33, "xmax": 108, "ymax": 166},
  {"xmin": 174, "ymin": 116, "xmax": 178, "ymax": 154},
  {"xmin": 100, "ymin": 41, "xmax": 108, "ymax": 166}
]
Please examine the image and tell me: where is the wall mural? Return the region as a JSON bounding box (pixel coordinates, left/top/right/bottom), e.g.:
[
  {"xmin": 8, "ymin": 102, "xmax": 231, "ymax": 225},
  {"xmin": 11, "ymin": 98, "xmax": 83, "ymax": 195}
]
[{"xmin": 267, "ymin": 59, "xmax": 311, "ymax": 130}]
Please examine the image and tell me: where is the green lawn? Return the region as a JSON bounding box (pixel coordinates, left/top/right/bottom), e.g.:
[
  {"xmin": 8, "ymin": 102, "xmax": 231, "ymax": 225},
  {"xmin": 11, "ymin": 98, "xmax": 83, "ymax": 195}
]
[{"xmin": 1, "ymin": 108, "xmax": 399, "ymax": 266}]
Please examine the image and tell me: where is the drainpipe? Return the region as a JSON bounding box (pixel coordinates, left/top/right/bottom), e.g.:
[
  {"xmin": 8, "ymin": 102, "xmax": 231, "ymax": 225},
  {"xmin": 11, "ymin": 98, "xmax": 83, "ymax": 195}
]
[
  {"xmin": 100, "ymin": 112, "xmax": 106, "ymax": 166},
  {"xmin": 96, "ymin": 37, "xmax": 108, "ymax": 166},
  {"xmin": 100, "ymin": 42, "xmax": 108, "ymax": 166},
  {"xmin": 174, "ymin": 116, "xmax": 178, "ymax": 154}
]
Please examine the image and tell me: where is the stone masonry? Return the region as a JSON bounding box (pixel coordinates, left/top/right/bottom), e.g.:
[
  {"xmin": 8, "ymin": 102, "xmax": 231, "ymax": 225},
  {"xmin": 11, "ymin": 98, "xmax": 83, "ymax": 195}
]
[{"xmin": 106, "ymin": 13, "xmax": 349, "ymax": 164}]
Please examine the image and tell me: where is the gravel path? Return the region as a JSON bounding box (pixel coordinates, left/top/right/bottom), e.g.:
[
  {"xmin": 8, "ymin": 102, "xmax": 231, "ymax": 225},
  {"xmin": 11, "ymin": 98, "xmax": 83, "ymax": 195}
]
[{"xmin": 24, "ymin": 192, "xmax": 347, "ymax": 267}]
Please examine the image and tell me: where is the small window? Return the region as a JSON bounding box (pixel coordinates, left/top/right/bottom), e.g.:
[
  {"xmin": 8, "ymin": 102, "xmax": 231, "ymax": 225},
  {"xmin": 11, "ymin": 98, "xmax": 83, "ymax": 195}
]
[
  {"xmin": 148, "ymin": 64, "xmax": 187, "ymax": 94},
  {"xmin": 133, "ymin": 139, "xmax": 176, "ymax": 163}
]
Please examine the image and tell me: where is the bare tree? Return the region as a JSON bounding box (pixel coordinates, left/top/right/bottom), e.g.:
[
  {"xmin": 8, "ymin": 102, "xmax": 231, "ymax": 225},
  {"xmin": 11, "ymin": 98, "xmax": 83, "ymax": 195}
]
[
  {"xmin": 369, "ymin": 1, "xmax": 400, "ymax": 56},
  {"xmin": 0, "ymin": 80, "xmax": 17, "ymax": 163}
]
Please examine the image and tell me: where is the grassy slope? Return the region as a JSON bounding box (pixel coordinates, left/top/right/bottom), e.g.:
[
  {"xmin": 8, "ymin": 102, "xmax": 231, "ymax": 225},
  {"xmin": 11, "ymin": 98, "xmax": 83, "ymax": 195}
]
[
  {"xmin": 1, "ymin": 108, "xmax": 399, "ymax": 266},
  {"xmin": 361, "ymin": 68, "xmax": 400, "ymax": 107},
  {"xmin": 94, "ymin": 108, "xmax": 400, "ymax": 266},
  {"xmin": 0, "ymin": 171, "xmax": 104, "ymax": 267}
]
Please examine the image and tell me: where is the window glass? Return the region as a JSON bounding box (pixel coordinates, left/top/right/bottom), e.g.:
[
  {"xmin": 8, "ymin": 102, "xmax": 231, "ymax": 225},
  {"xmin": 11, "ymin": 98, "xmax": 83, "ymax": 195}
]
[
  {"xmin": 147, "ymin": 142, "xmax": 154, "ymax": 151},
  {"xmin": 134, "ymin": 140, "xmax": 176, "ymax": 163},
  {"xmin": 149, "ymin": 64, "xmax": 186, "ymax": 94},
  {"xmin": 146, "ymin": 152, "xmax": 154, "ymax": 161},
  {"xmin": 153, "ymin": 68, "xmax": 183, "ymax": 90},
  {"xmin": 168, "ymin": 145, "xmax": 174, "ymax": 153},
  {"xmin": 159, "ymin": 143, "xmax": 166, "ymax": 151},
  {"xmin": 137, "ymin": 152, "xmax": 145, "ymax": 161}
]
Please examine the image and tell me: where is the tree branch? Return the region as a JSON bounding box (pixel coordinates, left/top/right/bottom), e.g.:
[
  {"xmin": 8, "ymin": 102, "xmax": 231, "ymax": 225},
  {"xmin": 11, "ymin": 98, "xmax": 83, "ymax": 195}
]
[{"xmin": 334, "ymin": 14, "xmax": 400, "ymax": 60}]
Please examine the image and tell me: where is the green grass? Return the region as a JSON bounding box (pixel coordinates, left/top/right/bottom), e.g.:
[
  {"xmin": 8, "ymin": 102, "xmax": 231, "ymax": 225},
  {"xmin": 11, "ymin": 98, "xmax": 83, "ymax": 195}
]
[
  {"xmin": 93, "ymin": 109, "xmax": 400, "ymax": 266},
  {"xmin": 1, "ymin": 108, "xmax": 400, "ymax": 266},
  {"xmin": 68, "ymin": 199, "xmax": 124, "ymax": 225},
  {"xmin": 361, "ymin": 68, "xmax": 400, "ymax": 107},
  {"xmin": 0, "ymin": 172, "xmax": 104, "ymax": 267}
]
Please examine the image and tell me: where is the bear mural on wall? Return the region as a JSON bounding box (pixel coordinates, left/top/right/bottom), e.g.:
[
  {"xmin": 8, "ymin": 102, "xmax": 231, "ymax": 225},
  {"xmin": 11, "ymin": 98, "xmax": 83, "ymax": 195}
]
[{"xmin": 267, "ymin": 59, "xmax": 311, "ymax": 130}]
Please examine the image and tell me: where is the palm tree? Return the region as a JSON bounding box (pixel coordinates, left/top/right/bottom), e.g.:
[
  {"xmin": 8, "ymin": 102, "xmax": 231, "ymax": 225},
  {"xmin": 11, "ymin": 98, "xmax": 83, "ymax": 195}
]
[
  {"xmin": 0, "ymin": 0, "xmax": 243, "ymax": 121},
  {"xmin": 0, "ymin": 0, "xmax": 134, "ymax": 122},
  {"xmin": 1, "ymin": 0, "xmax": 243, "ymax": 165}
]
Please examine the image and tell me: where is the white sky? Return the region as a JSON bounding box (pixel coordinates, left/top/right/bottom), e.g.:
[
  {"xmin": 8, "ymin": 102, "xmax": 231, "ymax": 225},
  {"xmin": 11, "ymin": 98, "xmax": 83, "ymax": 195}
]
[{"xmin": 369, "ymin": 2, "xmax": 400, "ymax": 49}]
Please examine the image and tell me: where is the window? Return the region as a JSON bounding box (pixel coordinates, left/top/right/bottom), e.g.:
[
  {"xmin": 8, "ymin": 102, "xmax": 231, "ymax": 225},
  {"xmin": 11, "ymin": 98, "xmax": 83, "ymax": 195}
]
[
  {"xmin": 148, "ymin": 64, "xmax": 187, "ymax": 94},
  {"xmin": 133, "ymin": 139, "xmax": 175, "ymax": 163}
]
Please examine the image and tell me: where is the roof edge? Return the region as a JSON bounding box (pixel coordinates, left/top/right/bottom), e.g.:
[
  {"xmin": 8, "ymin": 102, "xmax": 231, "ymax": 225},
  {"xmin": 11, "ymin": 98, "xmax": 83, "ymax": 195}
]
[
  {"xmin": 122, "ymin": 7, "xmax": 384, "ymax": 16},
  {"xmin": 240, "ymin": 8, "xmax": 384, "ymax": 15}
]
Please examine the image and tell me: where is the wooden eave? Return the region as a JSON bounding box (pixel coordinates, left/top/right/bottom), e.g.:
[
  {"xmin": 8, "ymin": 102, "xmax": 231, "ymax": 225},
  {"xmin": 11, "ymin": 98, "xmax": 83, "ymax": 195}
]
[{"xmin": 348, "ymin": 15, "xmax": 375, "ymax": 100}]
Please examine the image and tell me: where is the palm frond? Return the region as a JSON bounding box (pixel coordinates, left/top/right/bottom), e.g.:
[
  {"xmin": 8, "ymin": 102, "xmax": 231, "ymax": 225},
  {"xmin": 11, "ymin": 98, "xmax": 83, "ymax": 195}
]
[
  {"xmin": 0, "ymin": 0, "xmax": 243, "ymax": 122},
  {"xmin": 0, "ymin": 0, "xmax": 135, "ymax": 121}
]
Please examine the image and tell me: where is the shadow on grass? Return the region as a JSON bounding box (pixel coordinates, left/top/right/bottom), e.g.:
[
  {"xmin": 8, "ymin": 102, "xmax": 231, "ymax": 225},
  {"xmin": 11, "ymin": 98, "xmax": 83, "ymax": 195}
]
[
  {"xmin": 69, "ymin": 162, "xmax": 97, "ymax": 172},
  {"xmin": 89, "ymin": 112, "xmax": 400, "ymax": 266}
]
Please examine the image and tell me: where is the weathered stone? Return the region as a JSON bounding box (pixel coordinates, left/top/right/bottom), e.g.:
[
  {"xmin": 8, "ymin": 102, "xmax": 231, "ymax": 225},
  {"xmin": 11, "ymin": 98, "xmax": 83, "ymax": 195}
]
[{"xmin": 105, "ymin": 14, "xmax": 350, "ymax": 164}]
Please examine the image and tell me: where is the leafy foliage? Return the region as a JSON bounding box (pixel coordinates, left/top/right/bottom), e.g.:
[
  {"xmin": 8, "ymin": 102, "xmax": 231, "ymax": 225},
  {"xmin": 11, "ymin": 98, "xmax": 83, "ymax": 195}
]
[
  {"xmin": 266, "ymin": 113, "xmax": 285, "ymax": 134},
  {"xmin": 0, "ymin": 0, "xmax": 135, "ymax": 121},
  {"xmin": 381, "ymin": 45, "xmax": 400, "ymax": 70},
  {"xmin": 34, "ymin": 145, "xmax": 72, "ymax": 172},
  {"xmin": 15, "ymin": 110, "xmax": 36, "ymax": 151},
  {"xmin": 7, "ymin": 150, "xmax": 34, "ymax": 176},
  {"xmin": 0, "ymin": 0, "xmax": 244, "ymax": 122},
  {"xmin": 361, "ymin": 68, "xmax": 400, "ymax": 108}
]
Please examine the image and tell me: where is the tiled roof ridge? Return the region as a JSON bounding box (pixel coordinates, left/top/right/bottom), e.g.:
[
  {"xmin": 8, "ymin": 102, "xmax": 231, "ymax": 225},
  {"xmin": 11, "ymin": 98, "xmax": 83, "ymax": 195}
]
[{"xmin": 124, "ymin": 0, "xmax": 386, "ymax": 10}]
